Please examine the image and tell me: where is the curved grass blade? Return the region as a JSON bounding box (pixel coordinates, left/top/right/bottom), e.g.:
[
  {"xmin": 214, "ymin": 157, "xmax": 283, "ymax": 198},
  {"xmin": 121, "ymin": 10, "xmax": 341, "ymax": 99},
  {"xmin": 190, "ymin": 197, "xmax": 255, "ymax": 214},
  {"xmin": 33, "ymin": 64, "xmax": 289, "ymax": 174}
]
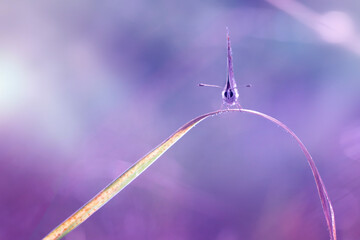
[
  {"xmin": 43, "ymin": 110, "xmax": 225, "ymax": 240},
  {"xmin": 43, "ymin": 109, "xmax": 336, "ymax": 240},
  {"xmin": 240, "ymin": 109, "xmax": 336, "ymax": 240}
]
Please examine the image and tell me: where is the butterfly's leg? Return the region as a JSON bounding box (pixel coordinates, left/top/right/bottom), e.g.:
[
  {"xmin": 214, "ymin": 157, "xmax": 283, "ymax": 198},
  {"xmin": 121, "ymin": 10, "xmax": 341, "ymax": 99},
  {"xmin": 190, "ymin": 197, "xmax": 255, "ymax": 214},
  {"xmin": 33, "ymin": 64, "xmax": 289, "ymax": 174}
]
[
  {"xmin": 220, "ymin": 102, "xmax": 229, "ymax": 110},
  {"xmin": 235, "ymin": 101, "xmax": 242, "ymax": 110}
]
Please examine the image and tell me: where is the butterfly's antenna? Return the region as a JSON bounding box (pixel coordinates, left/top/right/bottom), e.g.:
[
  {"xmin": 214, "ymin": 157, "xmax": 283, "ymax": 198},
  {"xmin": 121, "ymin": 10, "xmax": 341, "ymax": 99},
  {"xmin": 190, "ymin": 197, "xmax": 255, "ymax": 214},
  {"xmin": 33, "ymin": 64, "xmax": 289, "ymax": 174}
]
[
  {"xmin": 198, "ymin": 83, "xmax": 222, "ymax": 88},
  {"xmin": 237, "ymin": 84, "xmax": 252, "ymax": 88}
]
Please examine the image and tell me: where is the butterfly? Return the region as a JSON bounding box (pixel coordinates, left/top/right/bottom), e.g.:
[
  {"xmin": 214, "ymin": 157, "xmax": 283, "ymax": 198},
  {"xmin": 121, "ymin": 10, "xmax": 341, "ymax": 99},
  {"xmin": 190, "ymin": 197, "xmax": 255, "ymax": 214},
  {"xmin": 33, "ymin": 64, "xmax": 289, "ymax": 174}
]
[{"xmin": 199, "ymin": 28, "xmax": 250, "ymax": 109}]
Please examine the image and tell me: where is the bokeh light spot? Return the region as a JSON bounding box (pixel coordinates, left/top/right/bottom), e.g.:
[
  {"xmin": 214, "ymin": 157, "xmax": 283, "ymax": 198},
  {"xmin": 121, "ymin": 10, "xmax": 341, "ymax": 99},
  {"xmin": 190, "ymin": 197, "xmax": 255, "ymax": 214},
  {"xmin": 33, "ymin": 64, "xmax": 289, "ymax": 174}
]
[{"xmin": 316, "ymin": 11, "xmax": 354, "ymax": 43}]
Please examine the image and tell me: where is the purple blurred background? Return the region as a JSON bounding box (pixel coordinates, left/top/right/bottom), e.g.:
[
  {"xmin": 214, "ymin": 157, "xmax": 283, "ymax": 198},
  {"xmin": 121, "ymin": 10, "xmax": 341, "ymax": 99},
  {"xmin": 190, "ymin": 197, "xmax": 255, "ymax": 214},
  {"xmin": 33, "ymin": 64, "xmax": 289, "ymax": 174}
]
[{"xmin": 1, "ymin": 0, "xmax": 360, "ymax": 239}]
